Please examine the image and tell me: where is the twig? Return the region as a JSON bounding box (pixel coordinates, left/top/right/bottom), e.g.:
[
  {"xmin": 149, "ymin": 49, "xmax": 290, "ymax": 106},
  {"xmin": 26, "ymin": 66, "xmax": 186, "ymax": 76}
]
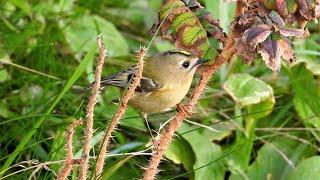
[
  {"xmin": 142, "ymin": 35, "xmax": 236, "ymax": 180},
  {"xmin": 95, "ymin": 47, "xmax": 147, "ymax": 177},
  {"xmin": 56, "ymin": 119, "xmax": 83, "ymax": 180},
  {"xmin": 79, "ymin": 35, "xmax": 107, "ymax": 180}
]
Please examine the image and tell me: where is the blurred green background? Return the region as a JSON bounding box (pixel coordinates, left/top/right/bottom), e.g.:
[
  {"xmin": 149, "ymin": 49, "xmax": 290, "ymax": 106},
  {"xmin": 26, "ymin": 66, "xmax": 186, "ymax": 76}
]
[{"xmin": 0, "ymin": 0, "xmax": 320, "ymax": 179}]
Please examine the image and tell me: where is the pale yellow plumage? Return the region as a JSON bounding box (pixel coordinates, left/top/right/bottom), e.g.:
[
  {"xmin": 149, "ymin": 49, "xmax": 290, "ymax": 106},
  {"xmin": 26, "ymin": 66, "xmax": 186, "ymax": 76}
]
[{"xmin": 100, "ymin": 50, "xmax": 205, "ymax": 115}]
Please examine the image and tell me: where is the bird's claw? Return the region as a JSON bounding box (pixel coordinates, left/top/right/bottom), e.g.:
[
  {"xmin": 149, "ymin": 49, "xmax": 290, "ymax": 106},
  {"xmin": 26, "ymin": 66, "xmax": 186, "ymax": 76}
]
[{"xmin": 177, "ymin": 103, "xmax": 193, "ymax": 117}]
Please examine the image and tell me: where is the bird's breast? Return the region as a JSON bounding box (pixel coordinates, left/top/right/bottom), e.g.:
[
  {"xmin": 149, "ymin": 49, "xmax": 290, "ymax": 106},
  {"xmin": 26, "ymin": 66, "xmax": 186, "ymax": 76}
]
[{"xmin": 129, "ymin": 83, "xmax": 191, "ymax": 114}]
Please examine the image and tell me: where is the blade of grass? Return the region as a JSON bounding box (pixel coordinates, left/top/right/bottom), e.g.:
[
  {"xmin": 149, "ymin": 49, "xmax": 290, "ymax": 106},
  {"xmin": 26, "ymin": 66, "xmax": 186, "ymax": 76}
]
[
  {"xmin": 0, "ymin": 59, "xmax": 60, "ymax": 80},
  {"xmin": 0, "ymin": 43, "xmax": 97, "ymax": 177}
]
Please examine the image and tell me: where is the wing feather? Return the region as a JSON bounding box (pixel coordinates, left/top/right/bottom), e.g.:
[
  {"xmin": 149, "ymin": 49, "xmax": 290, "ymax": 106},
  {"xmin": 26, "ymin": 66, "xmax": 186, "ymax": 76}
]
[{"xmin": 99, "ymin": 66, "xmax": 162, "ymax": 92}]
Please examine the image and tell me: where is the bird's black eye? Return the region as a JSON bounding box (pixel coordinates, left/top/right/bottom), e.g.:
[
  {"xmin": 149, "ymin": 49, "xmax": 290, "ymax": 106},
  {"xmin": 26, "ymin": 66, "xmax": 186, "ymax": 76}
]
[{"xmin": 182, "ymin": 61, "xmax": 190, "ymax": 68}]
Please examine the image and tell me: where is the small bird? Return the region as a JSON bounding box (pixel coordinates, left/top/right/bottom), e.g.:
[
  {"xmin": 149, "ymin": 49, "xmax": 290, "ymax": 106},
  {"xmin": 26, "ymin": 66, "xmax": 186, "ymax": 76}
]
[{"xmin": 100, "ymin": 50, "xmax": 207, "ymax": 125}]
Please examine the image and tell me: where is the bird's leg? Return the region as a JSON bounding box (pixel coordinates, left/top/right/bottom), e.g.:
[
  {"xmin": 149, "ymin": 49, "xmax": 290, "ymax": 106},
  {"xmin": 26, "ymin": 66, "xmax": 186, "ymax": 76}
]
[
  {"xmin": 176, "ymin": 103, "xmax": 193, "ymax": 117},
  {"xmin": 141, "ymin": 112, "xmax": 157, "ymax": 149}
]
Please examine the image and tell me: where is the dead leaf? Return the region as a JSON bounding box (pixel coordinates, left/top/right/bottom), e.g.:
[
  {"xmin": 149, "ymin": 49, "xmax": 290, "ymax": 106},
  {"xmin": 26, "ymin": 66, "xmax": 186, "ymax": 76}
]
[
  {"xmin": 259, "ymin": 37, "xmax": 282, "ymax": 72},
  {"xmin": 243, "ymin": 24, "xmax": 272, "ymax": 49},
  {"xmin": 278, "ymin": 27, "xmax": 307, "ymax": 38},
  {"xmin": 268, "ymin": 10, "xmax": 285, "ymax": 27},
  {"xmin": 234, "ymin": 37, "xmax": 258, "ymax": 63},
  {"xmin": 278, "ymin": 38, "xmax": 295, "ymax": 63}
]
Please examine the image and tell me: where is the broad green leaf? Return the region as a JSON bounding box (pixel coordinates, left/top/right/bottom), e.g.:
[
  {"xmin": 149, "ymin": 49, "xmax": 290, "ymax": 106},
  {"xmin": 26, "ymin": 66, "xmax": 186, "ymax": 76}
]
[
  {"xmin": 246, "ymin": 137, "xmax": 309, "ymax": 180},
  {"xmin": 223, "ymin": 73, "xmax": 275, "ymax": 109},
  {"xmin": 290, "ymin": 65, "xmax": 320, "ymax": 121},
  {"xmin": 179, "ymin": 123, "xmax": 224, "ymax": 180},
  {"xmin": 204, "ymin": 0, "xmax": 235, "ymax": 31},
  {"xmin": 288, "ymin": 156, "xmax": 320, "ymax": 180},
  {"xmin": 165, "ymin": 138, "xmax": 195, "ymax": 172},
  {"xmin": 63, "ymin": 15, "xmax": 129, "ymax": 57},
  {"xmin": 224, "ymin": 73, "xmax": 275, "ymax": 176},
  {"xmin": 294, "ymin": 97, "xmax": 320, "ymax": 129}
]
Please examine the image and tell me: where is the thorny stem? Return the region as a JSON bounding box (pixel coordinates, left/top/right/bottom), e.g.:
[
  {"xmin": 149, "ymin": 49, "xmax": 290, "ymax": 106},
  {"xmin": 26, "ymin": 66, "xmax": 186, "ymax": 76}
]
[
  {"xmin": 78, "ymin": 36, "xmax": 106, "ymax": 180},
  {"xmin": 142, "ymin": 36, "xmax": 236, "ymax": 180},
  {"xmin": 95, "ymin": 47, "xmax": 147, "ymax": 178},
  {"xmin": 56, "ymin": 119, "xmax": 82, "ymax": 180}
]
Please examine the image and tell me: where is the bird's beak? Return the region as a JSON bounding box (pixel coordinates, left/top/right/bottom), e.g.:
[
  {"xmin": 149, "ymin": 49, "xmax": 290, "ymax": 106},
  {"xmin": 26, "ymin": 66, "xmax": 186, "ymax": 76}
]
[{"xmin": 196, "ymin": 58, "xmax": 209, "ymax": 65}]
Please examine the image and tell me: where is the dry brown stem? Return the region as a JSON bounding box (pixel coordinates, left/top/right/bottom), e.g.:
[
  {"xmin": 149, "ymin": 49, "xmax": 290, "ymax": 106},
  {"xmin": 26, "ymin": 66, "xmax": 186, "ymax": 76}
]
[
  {"xmin": 78, "ymin": 36, "xmax": 107, "ymax": 180},
  {"xmin": 95, "ymin": 47, "xmax": 147, "ymax": 177},
  {"xmin": 142, "ymin": 36, "xmax": 235, "ymax": 180},
  {"xmin": 56, "ymin": 119, "xmax": 83, "ymax": 180}
]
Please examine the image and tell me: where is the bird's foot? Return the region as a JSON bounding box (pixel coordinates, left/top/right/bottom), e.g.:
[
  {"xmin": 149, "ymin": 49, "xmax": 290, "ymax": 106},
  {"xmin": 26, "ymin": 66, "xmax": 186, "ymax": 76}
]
[{"xmin": 176, "ymin": 103, "xmax": 193, "ymax": 117}]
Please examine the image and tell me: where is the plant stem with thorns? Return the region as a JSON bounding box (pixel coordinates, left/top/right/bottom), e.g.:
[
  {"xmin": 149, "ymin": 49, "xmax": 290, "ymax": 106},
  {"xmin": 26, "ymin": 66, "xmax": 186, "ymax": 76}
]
[
  {"xmin": 57, "ymin": 119, "xmax": 82, "ymax": 180},
  {"xmin": 95, "ymin": 47, "xmax": 147, "ymax": 177},
  {"xmin": 79, "ymin": 36, "xmax": 106, "ymax": 180}
]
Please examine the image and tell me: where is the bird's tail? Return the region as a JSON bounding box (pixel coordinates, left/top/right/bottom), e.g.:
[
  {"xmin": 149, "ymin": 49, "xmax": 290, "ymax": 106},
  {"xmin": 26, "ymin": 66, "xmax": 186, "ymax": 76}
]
[{"xmin": 88, "ymin": 66, "xmax": 136, "ymax": 90}]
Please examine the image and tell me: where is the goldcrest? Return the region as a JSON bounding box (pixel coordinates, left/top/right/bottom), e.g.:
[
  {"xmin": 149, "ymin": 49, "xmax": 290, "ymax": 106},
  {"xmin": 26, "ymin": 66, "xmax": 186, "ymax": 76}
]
[{"xmin": 100, "ymin": 50, "xmax": 206, "ymax": 117}]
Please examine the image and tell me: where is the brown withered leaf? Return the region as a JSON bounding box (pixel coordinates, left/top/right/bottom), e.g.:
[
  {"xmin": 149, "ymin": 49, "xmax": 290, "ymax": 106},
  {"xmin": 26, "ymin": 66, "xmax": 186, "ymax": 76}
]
[
  {"xmin": 275, "ymin": 0, "xmax": 288, "ymax": 18},
  {"xmin": 259, "ymin": 37, "xmax": 282, "ymax": 72},
  {"xmin": 295, "ymin": 0, "xmax": 320, "ymax": 21},
  {"xmin": 278, "ymin": 27, "xmax": 308, "ymax": 38},
  {"xmin": 232, "ymin": 10, "xmax": 265, "ymax": 35},
  {"xmin": 296, "ymin": 0, "xmax": 310, "ymax": 20},
  {"xmin": 267, "ymin": 10, "xmax": 285, "ymax": 27},
  {"xmin": 243, "ymin": 24, "xmax": 272, "ymax": 49},
  {"xmin": 235, "ymin": 37, "xmax": 258, "ymax": 63},
  {"xmin": 201, "ymin": 11, "xmax": 227, "ymax": 44},
  {"xmin": 278, "ymin": 38, "xmax": 295, "ymax": 63},
  {"xmin": 258, "ymin": 36, "xmax": 295, "ymax": 72}
]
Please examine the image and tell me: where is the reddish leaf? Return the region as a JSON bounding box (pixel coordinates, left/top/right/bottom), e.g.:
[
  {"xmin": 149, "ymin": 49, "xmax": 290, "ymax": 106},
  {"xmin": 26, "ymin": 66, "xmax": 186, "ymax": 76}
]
[
  {"xmin": 259, "ymin": 37, "xmax": 282, "ymax": 72},
  {"xmin": 278, "ymin": 27, "xmax": 307, "ymax": 38},
  {"xmin": 278, "ymin": 38, "xmax": 295, "ymax": 63},
  {"xmin": 276, "ymin": 0, "xmax": 288, "ymax": 17},
  {"xmin": 234, "ymin": 37, "xmax": 258, "ymax": 63},
  {"xmin": 243, "ymin": 24, "xmax": 272, "ymax": 49},
  {"xmin": 268, "ymin": 10, "xmax": 285, "ymax": 27}
]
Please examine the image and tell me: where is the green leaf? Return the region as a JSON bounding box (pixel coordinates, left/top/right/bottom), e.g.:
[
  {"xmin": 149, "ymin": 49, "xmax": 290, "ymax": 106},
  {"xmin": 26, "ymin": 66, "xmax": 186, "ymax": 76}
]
[
  {"xmin": 224, "ymin": 73, "xmax": 275, "ymax": 176},
  {"xmin": 179, "ymin": 123, "xmax": 224, "ymax": 180},
  {"xmin": 295, "ymin": 57, "xmax": 320, "ymax": 75},
  {"xmin": 204, "ymin": 0, "xmax": 235, "ymax": 31},
  {"xmin": 223, "ymin": 73, "xmax": 275, "ymax": 109},
  {"xmin": 288, "ymin": 156, "xmax": 320, "ymax": 180},
  {"xmin": 165, "ymin": 138, "xmax": 195, "ymax": 172},
  {"xmin": 63, "ymin": 14, "xmax": 129, "ymax": 57},
  {"xmin": 246, "ymin": 137, "xmax": 309, "ymax": 180},
  {"xmin": 0, "ymin": 43, "xmax": 97, "ymax": 176},
  {"xmin": 181, "ymin": 26, "xmax": 207, "ymax": 46},
  {"xmin": 290, "ymin": 65, "xmax": 320, "ymax": 121}
]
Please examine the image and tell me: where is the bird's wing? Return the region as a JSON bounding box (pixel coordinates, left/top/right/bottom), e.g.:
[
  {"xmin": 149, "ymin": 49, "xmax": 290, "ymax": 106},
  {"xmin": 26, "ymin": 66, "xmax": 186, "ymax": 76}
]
[{"xmin": 100, "ymin": 66, "xmax": 162, "ymax": 92}]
